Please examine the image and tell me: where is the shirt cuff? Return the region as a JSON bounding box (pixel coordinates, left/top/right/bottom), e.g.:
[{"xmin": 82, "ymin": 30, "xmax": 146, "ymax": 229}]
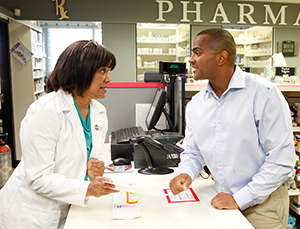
[
  {"xmin": 177, "ymin": 166, "xmax": 198, "ymax": 181},
  {"xmin": 81, "ymin": 181, "xmax": 91, "ymax": 206},
  {"xmin": 233, "ymin": 187, "xmax": 256, "ymax": 210}
]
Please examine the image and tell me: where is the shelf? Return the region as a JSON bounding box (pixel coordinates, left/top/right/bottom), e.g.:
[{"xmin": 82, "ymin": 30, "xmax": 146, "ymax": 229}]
[
  {"xmin": 276, "ymin": 84, "xmax": 300, "ymax": 92},
  {"xmin": 137, "ymin": 41, "xmax": 176, "ymax": 44},
  {"xmin": 293, "ymin": 126, "xmax": 300, "ymax": 132},
  {"xmin": 137, "ymin": 38, "xmax": 189, "ymax": 44},
  {"xmin": 33, "ymin": 67, "xmax": 43, "ymax": 70},
  {"xmin": 33, "ymin": 75, "xmax": 44, "ymax": 80},
  {"xmin": 246, "ymin": 39, "xmax": 271, "ymax": 45},
  {"xmin": 289, "ymin": 188, "xmax": 300, "ymax": 196},
  {"xmin": 245, "ymin": 66, "xmax": 267, "ymax": 68},
  {"xmin": 177, "ymin": 54, "xmax": 190, "ymax": 58},
  {"xmin": 177, "ymin": 37, "xmax": 189, "ymax": 43},
  {"xmin": 185, "ymin": 83, "xmax": 207, "ymax": 91},
  {"xmin": 137, "ymin": 67, "xmax": 158, "ymax": 69},
  {"xmin": 34, "ymin": 89, "xmax": 44, "ymax": 95},
  {"xmin": 290, "ymin": 203, "xmax": 300, "ymax": 215},
  {"xmin": 245, "ymin": 54, "xmax": 271, "ymax": 58},
  {"xmin": 137, "ymin": 53, "xmax": 176, "ymax": 56}
]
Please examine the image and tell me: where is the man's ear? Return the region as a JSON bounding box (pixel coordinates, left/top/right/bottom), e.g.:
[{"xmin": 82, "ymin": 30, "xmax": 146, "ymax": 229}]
[{"xmin": 217, "ymin": 50, "xmax": 228, "ymax": 65}]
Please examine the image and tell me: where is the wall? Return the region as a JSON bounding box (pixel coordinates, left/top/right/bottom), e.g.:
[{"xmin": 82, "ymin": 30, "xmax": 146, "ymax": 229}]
[
  {"xmin": 102, "ymin": 23, "xmax": 136, "ymax": 82},
  {"xmin": 1, "ymin": 1, "xmax": 300, "ymax": 27},
  {"xmin": 273, "ymin": 27, "xmax": 300, "ymax": 106},
  {"xmin": 99, "ymin": 86, "xmax": 160, "ymax": 142},
  {"xmin": 273, "ymin": 27, "xmax": 300, "ymax": 69}
]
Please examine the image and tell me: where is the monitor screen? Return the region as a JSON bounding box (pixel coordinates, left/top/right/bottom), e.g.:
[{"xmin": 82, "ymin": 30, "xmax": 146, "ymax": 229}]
[{"xmin": 145, "ymin": 88, "xmax": 167, "ymax": 131}]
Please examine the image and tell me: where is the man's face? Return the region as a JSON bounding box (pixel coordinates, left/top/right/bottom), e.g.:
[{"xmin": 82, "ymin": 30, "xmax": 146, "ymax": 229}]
[{"xmin": 189, "ymin": 34, "xmax": 219, "ymax": 81}]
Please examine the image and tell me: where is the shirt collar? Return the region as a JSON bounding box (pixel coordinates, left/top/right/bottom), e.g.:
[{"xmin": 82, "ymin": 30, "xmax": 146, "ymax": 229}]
[{"xmin": 205, "ymin": 65, "xmax": 246, "ymax": 96}]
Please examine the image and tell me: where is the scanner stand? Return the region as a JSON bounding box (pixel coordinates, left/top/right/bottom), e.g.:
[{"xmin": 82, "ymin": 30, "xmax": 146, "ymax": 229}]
[
  {"xmin": 132, "ymin": 136, "xmax": 183, "ymax": 175},
  {"xmin": 136, "ymin": 141, "xmax": 174, "ymax": 175}
]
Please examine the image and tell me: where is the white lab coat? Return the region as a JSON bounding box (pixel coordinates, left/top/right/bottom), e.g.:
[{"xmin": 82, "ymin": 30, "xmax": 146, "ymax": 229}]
[{"xmin": 0, "ymin": 89, "xmax": 108, "ymax": 229}]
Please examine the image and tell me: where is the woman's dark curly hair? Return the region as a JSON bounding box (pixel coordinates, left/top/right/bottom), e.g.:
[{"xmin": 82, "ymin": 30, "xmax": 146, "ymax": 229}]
[{"xmin": 46, "ymin": 40, "xmax": 116, "ymax": 96}]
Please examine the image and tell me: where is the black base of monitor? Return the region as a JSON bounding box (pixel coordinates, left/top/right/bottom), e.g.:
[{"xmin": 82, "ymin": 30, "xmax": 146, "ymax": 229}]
[{"xmin": 138, "ymin": 167, "xmax": 174, "ymax": 175}]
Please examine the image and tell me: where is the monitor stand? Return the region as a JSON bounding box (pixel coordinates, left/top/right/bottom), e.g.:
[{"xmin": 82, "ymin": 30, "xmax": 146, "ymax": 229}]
[{"xmin": 138, "ymin": 167, "xmax": 174, "ymax": 175}]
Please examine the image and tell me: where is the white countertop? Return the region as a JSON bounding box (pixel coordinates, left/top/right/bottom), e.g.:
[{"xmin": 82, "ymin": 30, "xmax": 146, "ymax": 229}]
[{"xmin": 65, "ymin": 165, "xmax": 254, "ymax": 229}]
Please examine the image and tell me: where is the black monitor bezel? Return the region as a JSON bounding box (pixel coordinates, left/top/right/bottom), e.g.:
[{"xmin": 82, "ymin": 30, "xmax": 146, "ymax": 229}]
[{"xmin": 145, "ymin": 88, "xmax": 167, "ymax": 131}]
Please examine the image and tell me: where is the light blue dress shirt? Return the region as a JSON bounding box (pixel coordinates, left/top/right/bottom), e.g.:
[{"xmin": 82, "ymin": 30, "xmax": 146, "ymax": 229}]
[{"xmin": 178, "ymin": 65, "xmax": 296, "ymax": 210}]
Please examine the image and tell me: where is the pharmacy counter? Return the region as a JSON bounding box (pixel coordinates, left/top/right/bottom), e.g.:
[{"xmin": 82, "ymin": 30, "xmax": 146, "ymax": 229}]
[{"xmin": 65, "ymin": 168, "xmax": 254, "ymax": 229}]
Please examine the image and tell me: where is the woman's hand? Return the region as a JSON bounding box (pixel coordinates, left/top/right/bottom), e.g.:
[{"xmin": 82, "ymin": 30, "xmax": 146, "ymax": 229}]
[
  {"xmin": 86, "ymin": 177, "xmax": 120, "ymax": 197},
  {"xmin": 87, "ymin": 158, "xmax": 105, "ymax": 179}
]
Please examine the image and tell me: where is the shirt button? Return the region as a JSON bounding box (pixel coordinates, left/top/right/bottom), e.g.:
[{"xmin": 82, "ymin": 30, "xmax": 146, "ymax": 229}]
[
  {"xmin": 219, "ymin": 166, "xmax": 221, "ymax": 169},
  {"xmin": 222, "ymin": 187, "xmax": 225, "ymax": 190},
  {"xmin": 217, "ymin": 102, "xmax": 220, "ymax": 105}
]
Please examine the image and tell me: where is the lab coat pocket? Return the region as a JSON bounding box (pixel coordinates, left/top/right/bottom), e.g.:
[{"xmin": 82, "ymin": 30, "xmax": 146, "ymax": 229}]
[{"xmin": 19, "ymin": 203, "xmax": 60, "ymax": 229}]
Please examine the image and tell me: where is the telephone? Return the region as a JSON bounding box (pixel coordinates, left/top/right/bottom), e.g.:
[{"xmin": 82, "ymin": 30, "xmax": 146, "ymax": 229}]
[{"xmin": 131, "ymin": 135, "xmax": 184, "ymax": 175}]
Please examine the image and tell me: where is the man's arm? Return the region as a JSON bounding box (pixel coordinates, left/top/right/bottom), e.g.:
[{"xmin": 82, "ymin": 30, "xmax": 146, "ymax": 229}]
[{"xmin": 233, "ymin": 85, "xmax": 295, "ymax": 210}]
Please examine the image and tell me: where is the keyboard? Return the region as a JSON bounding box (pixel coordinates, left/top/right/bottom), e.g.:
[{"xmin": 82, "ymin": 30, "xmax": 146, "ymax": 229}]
[{"xmin": 115, "ymin": 126, "xmax": 146, "ymax": 144}]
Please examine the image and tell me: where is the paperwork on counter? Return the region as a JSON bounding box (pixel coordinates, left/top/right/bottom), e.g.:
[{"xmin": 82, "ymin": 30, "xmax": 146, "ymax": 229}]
[
  {"xmin": 112, "ymin": 192, "xmax": 141, "ymax": 220},
  {"xmin": 163, "ymin": 188, "xmax": 200, "ymax": 203}
]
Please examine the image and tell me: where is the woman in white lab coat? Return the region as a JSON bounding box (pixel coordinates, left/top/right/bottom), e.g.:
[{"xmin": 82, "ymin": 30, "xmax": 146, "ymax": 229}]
[{"xmin": 0, "ymin": 40, "xmax": 119, "ymax": 229}]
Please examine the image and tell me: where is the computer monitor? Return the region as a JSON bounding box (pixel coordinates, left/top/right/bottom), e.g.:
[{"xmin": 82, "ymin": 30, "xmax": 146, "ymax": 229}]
[
  {"xmin": 145, "ymin": 88, "xmax": 167, "ymax": 131},
  {"xmin": 145, "ymin": 77, "xmax": 185, "ymax": 135},
  {"xmin": 167, "ymin": 75, "xmax": 185, "ymax": 135}
]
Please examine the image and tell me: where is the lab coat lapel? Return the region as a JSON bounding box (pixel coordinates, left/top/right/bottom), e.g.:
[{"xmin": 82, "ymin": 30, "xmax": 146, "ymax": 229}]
[
  {"xmin": 59, "ymin": 90, "xmax": 87, "ymax": 161},
  {"xmin": 90, "ymin": 101, "xmax": 105, "ymax": 160}
]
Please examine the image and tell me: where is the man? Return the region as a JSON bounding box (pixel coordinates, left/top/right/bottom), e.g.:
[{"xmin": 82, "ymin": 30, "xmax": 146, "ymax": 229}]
[{"xmin": 169, "ymin": 28, "xmax": 295, "ymax": 229}]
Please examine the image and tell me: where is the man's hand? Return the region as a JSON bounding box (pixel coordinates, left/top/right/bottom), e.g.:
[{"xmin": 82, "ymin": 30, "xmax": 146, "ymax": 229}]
[
  {"xmin": 87, "ymin": 158, "xmax": 105, "ymax": 179},
  {"xmin": 86, "ymin": 177, "xmax": 120, "ymax": 197},
  {"xmin": 211, "ymin": 192, "xmax": 239, "ymax": 210},
  {"xmin": 169, "ymin": 173, "xmax": 192, "ymax": 195}
]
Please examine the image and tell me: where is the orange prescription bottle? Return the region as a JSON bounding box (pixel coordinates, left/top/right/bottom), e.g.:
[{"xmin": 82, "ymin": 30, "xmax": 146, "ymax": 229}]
[{"xmin": 126, "ymin": 192, "xmax": 138, "ymax": 204}]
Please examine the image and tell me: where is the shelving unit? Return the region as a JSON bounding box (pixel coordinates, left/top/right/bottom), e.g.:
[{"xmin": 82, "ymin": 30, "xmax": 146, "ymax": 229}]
[
  {"xmin": 227, "ymin": 26, "xmax": 273, "ymax": 76},
  {"xmin": 136, "ymin": 24, "xmax": 190, "ymax": 82},
  {"xmin": 175, "ymin": 24, "xmax": 190, "ymax": 62},
  {"xmin": 31, "ymin": 29, "xmax": 45, "ymax": 100},
  {"xmin": 9, "ymin": 20, "xmax": 45, "ymax": 160},
  {"xmin": 226, "ymin": 29, "xmax": 246, "ymax": 67}
]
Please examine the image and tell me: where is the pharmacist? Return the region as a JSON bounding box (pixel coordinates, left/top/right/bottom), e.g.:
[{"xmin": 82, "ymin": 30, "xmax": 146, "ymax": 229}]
[
  {"xmin": 0, "ymin": 40, "xmax": 119, "ymax": 229},
  {"xmin": 170, "ymin": 28, "xmax": 296, "ymax": 229}
]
